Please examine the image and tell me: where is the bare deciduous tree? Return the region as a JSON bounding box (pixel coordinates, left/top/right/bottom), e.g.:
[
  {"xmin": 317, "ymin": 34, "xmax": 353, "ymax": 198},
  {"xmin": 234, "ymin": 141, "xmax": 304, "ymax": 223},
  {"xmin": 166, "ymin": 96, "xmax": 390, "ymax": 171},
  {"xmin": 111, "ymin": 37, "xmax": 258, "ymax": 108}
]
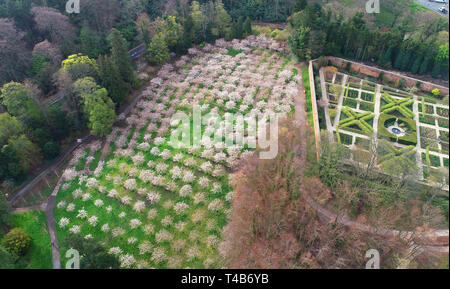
[
  {"xmin": 31, "ymin": 7, "xmax": 76, "ymax": 46},
  {"xmin": 80, "ymin": 0, "xmax": 121, "ymax": 34},
  {"xmin": 0, "ymin": 18, "xmax": 31, "ymax": 85},
  {"xmin": 32, "ymin": 40, "xmax": 63, "ymax": 66}
]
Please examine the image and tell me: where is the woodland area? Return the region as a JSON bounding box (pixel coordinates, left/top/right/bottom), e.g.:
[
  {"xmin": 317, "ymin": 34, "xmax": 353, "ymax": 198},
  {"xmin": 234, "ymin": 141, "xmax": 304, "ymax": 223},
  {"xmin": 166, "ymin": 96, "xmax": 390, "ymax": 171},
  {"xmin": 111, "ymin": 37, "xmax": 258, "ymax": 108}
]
[{"xmin": 288, "ymin": 3, "xmax": 449, "ymax": 79}]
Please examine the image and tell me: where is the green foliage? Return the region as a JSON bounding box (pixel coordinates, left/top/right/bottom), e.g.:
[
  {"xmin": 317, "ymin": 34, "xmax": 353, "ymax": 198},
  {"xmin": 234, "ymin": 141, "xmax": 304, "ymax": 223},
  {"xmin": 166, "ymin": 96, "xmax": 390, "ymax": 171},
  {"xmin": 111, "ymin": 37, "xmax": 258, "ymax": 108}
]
[
  {"xmin": 377, "ymin": 114, "xmax": 417, "ymax": 146},
  {"xmin": 30, "ymin": 54, "xmax": 49, "ymax": 77},
  {"xmin": 190, "ymin": 1, "xmax": 206, "ymax": 43},
  {"xmin": 98, "ymin": 55, "xmax": 130, "ymax": 106},
  {"xmin": 0, "ymin": 82, "xmax": 43, "ymax": 124},
  {"xmin": 72, "ymin": 77, "xmax": 100, "ymax": 119},
  {"xmin": 377, "ymin": 141, "xmax": 417, "ymax": 178},
  {"xmin": 435, "ymin": 43, "xmax": 449, "ymax": 78},
  {"xmin": 338, "ymin": 108, "xmax": 374, "ymax": 134},
  {"xmin": 231, "ymin": 16, "xmax": 245, "ymax": 39},
  {"xmin": 409, "ymin": 1, "xmax": 430, "ymax": 14},
  {"xmin": 82, "ymin": 88, "xmax": 117, "ymax": 137},
  {"xmin": 432, "ymin": 89, "xmax": 440, "ymax": 96},
  {"xmin": 419, "ymin": 57, "xmax": 431, "ymax": 75},
  {"xmin": 2, "ymin": 228, "xmax": 31, "ymax": 255},
  {"xmin": 223, "ymin": 0, "xmax": 293, "ymax": 22},
  {"xmin": 79, "ymin": 23, "xmax": 107, "ymax": 58},
  {"xmin": 43, "ymin": 141, "xmax": 60, "ymax": 160},
  {"xmin": 214, "ymin": 0, "xmax": 232, "ymax": 37},
  {"xmin": 6, "ymin": 134, "xmax": 42, "ymax": 172},
  {"xmin": 108, "ymin": 29, "xmax": 134, "ymax": 83},
  {"xmin": 116, "ymin": 20, "xmax": 138, "ymax": 47},
  {"xmin": 163, "ymin": 16, "xmax": 184, "ymax": 51},
  {"xmin": 410, "ymin": 54, "xmax": 422, "ymax": 74},
  {"xmin": 136, "ymin": 15, "xmax": 150, "ymax": 45},
  {"xmin": 147, "ymin": 33, "xmax": 171, "ymax": 65},
  {"xmin": 288, "ymin": 3, "xmax": 449, "ymax": 80},
  {"xmin": 10, "ymin": 210, "xmax": 52, "ymax": 268},
  {"xmin": 421, "ymin": 98, "xmax": 426, "ymax": 115},
  {"xmin": 288, "ymin": 26, "xmax": 311, "ymax": 61},
  {"xmin": 226, "ymin": 48, "xmax": 244, "ymax": 57},
  {"xmin": 301, "ymin": 66, "xmax": 314, "ymax": 127},
  {"xmin": 329, "ymin": 84, "xmax": 343, "ymax": 97},
  {"xmin": 294, "ymin": 0, "xmax": 308, "ymax": 12},
  {"xmin": 243, "ymin": 17, "xmax": 252, "ymax": 37},
  {"xmin": 73, "ymin": 77, "xmax": 100, "ymax": 98},
  {"xmin": 336, "ymin": 127, "xmax": 342, "ymax": 144},
  {"xmin": 0, "ymin": 113, "xmax": 24, "ymax": 147},
  {"xmin": 64, "ymin": 233, "xmax": 120, "ymax": 269},
  {"xmin": 0, "ymin": 193, "xmax": 10, "ymax": 232},
  {"xmin": 0, "ymin": 245, "xmax": 18, "ymax": 269},
  {"xmin": 318, "ymin": 134, "xmax": 348, "ymax": 189},
  {"xmin": 61, "ymin": 54, "xmax": 98, "ymax": 80},
  {"xmin": 380, "ymin": 93, "xmax": 415, "ymax": 119}
]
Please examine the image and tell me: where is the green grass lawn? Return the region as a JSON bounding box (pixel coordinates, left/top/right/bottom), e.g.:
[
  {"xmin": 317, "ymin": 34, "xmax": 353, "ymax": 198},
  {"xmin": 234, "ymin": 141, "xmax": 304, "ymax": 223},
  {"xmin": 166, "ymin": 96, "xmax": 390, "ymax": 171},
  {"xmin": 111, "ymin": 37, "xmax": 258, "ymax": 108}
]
[
  {"xmin": 10, "ymin": 210, "xmax": 52, "ymax": 269},
  {"xmin": 89, "ymin": 150, "xmax": 102, "ymax": 171},
  {"xmin": 301, "ymin": 66, "xmax": 314, "ymax": 127},
  {"xmin": 75, "ymin": 148, "xmax": 90, "ymax": 171}
]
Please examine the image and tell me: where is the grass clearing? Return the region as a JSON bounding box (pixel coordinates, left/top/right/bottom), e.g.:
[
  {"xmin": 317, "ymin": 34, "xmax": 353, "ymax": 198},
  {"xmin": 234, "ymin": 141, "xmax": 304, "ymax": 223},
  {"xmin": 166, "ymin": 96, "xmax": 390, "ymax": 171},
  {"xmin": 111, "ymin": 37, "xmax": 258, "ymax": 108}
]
[{"xmin": 10, "ymin": 210, "xmax": 52, "ymax": 269}]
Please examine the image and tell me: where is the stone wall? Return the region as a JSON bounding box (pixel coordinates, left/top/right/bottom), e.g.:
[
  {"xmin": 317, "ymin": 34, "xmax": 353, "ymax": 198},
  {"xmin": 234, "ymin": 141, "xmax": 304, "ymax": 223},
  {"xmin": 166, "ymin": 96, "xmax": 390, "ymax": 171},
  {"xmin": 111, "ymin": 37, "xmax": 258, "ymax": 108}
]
[{"xmin": 326, "ymin": 57, "xmax": 449, "ymax": 96}]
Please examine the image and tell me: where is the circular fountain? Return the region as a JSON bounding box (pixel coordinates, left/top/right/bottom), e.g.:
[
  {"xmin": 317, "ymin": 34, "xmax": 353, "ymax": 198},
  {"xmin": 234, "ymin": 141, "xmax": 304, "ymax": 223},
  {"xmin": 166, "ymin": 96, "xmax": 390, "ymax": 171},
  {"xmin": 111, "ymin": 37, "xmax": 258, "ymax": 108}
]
[{"xmin": 387, "ymin": 118, "xmax": 406, "ymax": 137}]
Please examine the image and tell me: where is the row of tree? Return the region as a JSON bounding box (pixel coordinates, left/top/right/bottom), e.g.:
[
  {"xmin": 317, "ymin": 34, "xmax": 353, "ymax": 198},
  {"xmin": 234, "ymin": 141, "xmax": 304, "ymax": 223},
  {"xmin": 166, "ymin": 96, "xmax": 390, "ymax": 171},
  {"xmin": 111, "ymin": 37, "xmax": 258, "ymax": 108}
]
[
  {"xmin": 288, "ymin": 4, "xmax": 449, "ymax": 80},
  {"xmin": 145, "ymin": 1, "xmax": 252, "ymax": 64}
]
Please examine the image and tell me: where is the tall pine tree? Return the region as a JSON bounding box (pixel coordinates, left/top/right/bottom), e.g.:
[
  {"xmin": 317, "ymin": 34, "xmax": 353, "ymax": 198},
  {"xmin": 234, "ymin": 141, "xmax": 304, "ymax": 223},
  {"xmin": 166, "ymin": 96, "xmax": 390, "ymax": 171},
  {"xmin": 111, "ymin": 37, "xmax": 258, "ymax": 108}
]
[
  {"xmin": 294, "ymin": 0, "xmax": 308, "ymax": 12},
  {"xmin": 108, "ymin": 29, "xmax": 134, "ymax": 84},
  {"xmin": 243, "ymin": 17, "xmax": 252, "ymax": 37},
  {"xmin": 419, "ymin": 57, "xmax": 430, "ymax": 75},
  {"xmin": 97, "ymin": 55, "xmax": 129, "ymax": 106},
  {"xmin": 394, "ymin": 50, "xmax": 404, "ymax": 70},
  {"xmin": 410, "ymin": 54, "xmax": 423, "ymax": 74},
  {"xmin": 380, "ymin": 46, "xmax": 393, "ymax": 68},
  {"xmin": 400, "ymin": 51, "xmax": 412, "ymax": 71}
]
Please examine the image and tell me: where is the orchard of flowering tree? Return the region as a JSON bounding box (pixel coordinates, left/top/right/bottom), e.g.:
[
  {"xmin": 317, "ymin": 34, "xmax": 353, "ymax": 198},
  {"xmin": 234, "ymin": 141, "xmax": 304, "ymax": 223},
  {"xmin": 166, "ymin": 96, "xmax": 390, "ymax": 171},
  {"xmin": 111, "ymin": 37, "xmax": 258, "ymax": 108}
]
[{"xmin": 54, "ymin": 35, "xmax": 300, "ymax": 269}]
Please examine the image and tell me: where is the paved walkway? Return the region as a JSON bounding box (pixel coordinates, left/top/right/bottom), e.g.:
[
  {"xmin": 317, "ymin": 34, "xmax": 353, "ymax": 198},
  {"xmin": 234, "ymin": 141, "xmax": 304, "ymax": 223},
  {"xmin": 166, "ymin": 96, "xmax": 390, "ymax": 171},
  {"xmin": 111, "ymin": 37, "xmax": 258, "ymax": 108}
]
[
  {"xmin": 332, "ymin": 74, "xmax": 348, "ymax": 130},
  {"xmin": 42, "ymin": 190, "xmax": 61, "ymax": 269},
  {"xmin": 372, "ymin": 84, "xmax": 382, "ymax": 134},
  {"xmin": 318, "ymin": 68, "xmax": 333, "ymax": 133}
]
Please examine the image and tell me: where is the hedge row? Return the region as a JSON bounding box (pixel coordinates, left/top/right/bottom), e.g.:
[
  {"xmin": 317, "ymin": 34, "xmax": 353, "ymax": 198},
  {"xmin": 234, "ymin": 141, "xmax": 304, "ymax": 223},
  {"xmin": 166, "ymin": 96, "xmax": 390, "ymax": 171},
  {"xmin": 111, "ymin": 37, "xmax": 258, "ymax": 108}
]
[{"xmin": 378, "ymin": 113, "xmax": 417, "ymax": 146}]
